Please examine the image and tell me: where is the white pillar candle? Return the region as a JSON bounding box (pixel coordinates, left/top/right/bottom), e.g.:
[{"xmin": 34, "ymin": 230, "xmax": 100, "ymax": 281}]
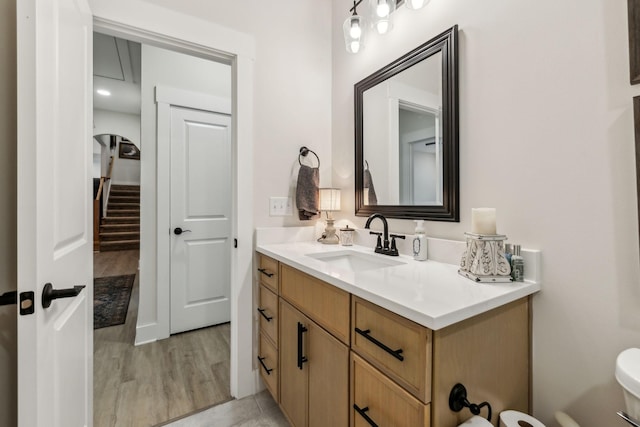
[{"xmin": 471, "ymin": 208, "xmax": 497, "ymax": 235}]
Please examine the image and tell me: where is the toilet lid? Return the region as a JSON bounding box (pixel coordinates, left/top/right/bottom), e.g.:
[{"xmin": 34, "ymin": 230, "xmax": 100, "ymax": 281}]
[{"xmin": 616, "ymin": 348, "xmax": 640, "ymax": 399}]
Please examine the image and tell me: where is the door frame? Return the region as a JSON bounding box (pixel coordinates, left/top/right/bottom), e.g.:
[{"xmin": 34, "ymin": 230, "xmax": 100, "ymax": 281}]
[
  {"xmin": 92, "ymin": 2, "xmax": 256, "ymax": 399},
  {"xmin": 156, "ymin": 86, "xmax": 232, "ymax": 336}
]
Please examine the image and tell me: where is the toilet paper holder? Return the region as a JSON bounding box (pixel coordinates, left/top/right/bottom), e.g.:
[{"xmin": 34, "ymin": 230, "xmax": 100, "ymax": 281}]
[{"xmin": 449, "ymin": 383, "xmax": 492, "ymax": 422}]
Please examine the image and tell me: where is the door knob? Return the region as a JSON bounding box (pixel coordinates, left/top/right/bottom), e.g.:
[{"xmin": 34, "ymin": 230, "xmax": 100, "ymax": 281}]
[
  {"xmin": 41, "ymin": 283, "xmax": 85, "ymax": 309},
  {"xmin": 174, "ymin": 227, "xmax": 192, "ymax": 235}
]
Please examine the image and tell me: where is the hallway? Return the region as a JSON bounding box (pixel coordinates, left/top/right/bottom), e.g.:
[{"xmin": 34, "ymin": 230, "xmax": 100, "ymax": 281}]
[{"xmin": 93, "ymin": 250, "xmax": 232, "ymax": 426}]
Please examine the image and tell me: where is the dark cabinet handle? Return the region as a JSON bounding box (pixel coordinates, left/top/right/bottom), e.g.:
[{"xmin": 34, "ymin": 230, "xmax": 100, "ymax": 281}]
[
  {"xmin": 355, "ymin": 327, "xmax": 404, "ymax": 361},
  {"xmin": 353, "ymin": 404, "xmax": 379, "ymax": 427},
  {"xmin": 257, "ymin": 356, "xmax": 273, "ymax": 375},
  {"xmin": 257, "ymin": 307, "xmax": 273, "ymax": 321},
  {"xmin": 41, "ymin": 283, "xmax": 85, "ymax": 309},
  {"xmin": 174, "ymin": 227, "xmax": 192, "ymax": 235},
  {"xmin": 257, "ymin": 268, "xmax": 274, "ymax": 278},
  {"xmin": 297, "ymin": 322, "xmax": 308, "ymax": 369}
]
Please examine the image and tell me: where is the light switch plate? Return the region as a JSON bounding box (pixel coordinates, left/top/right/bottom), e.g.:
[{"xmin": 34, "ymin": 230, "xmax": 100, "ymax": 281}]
[{"xmin": 269, "ymin": 197, "xmax": 292, "ymax": 216}]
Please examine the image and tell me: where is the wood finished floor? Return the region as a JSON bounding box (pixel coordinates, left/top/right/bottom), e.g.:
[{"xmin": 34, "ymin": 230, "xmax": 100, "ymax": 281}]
[{"xmin": 94, "ymin": 249, "xmax": 233, "ymax": 427}]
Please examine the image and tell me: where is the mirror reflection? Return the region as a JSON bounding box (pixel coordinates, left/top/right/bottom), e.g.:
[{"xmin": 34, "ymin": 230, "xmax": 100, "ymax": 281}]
[
  {"xmin": 355, "ymin": 25, "xmax": 459, "ymax": 221},
  {"xmin": 362, "ymin": 51, "xmax": 442, "ymax": 206}
]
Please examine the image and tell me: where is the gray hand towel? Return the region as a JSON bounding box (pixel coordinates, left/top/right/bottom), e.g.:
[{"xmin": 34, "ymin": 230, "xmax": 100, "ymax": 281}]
[
  {"xmin": 296, "ymin": 165, "xmax": 319, "ymax": 220},
  {"xmin": 364, "ymin": 168, "xmax": 378, "ymax": 205}
]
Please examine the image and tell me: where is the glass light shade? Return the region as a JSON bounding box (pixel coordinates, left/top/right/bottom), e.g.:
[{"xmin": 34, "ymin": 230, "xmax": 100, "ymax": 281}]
[
  {"xmin": 369, "ymin": 0, "xmax": 395, "ymax": 34},
  {"xmin": 343, "ymin": 14, "xmax": 365, "ymax": 54},
  {"xmin": 405, "ymin": 0, "xmax": 430, "ymax": 10},
  {"xmin": 319, "ymin": 188, "xmax": 341, "ymax": 212}
]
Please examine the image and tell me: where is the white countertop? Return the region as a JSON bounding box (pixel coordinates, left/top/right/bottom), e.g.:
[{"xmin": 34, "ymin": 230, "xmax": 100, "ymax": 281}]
[{"xmin": 256, "ymin": 241, "xmax": 541, "ymax": 330}]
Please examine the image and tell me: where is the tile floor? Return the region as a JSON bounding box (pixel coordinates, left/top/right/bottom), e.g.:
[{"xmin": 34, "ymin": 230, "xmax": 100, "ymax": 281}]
[{"xmin": 161, "ymin": 390, "xmax": 289, "ymax": 427}]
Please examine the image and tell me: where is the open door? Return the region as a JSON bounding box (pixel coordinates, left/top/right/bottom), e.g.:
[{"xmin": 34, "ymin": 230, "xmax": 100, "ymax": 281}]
[{"xmin": 16, "ymin": 0, "xmax": 93, "ymax": 426}]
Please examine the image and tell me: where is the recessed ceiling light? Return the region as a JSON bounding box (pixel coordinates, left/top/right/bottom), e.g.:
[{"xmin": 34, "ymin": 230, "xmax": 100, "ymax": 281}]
[{"xmin": 96, "ymin": 89, "xmax": 111, "ymax": 96}]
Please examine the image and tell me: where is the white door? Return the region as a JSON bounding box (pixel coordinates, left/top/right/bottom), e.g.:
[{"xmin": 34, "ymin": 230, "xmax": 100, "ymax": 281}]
[
  {"xmin": 170, "ymin": 106, "xmax": 232, "ymax": 334},
  {"xmin": 16, "ymin": 0, "xmax": 93, "ymax": 426}
]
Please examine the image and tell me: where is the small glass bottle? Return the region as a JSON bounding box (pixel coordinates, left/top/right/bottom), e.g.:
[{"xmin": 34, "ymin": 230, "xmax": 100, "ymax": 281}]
[
  {"xmin": 510, "ymin": 244, "xmax": 524, "ymax": 282},
  {"xmin": 504, "ymin": 243, "xmax": 513, "ymax": 265}
]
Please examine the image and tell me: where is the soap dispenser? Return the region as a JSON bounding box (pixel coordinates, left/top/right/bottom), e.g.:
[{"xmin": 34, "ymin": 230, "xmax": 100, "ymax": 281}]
[{"xmin": 412, "ymin": 220, "xmax": 428, "ymax": 261}]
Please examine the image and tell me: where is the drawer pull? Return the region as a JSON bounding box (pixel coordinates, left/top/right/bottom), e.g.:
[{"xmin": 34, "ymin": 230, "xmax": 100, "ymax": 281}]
[
  {"xmin": 257, "ymin": 307, "xmax": 273, "ymax": 321},
  {"xmin": 257, "ymin": 356, "xmax": 273, "ymax": 375},
  {"xmin": 355, "ymin": 327, "xmax": 404, "ymax": 361},
  {"xmin": 353, "ymin": 404, "xmax": 379, "ymax": 427},
  {"xmin": 257, "ymin": 268, "xmax": 274, "ymax": 278},
  {"xmin": 297, "ymin": 322, "xmax": 308, "ymax": 369}
]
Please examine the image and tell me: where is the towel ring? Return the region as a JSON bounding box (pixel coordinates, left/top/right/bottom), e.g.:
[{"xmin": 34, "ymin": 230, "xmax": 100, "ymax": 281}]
[{"xmin": 299, "ymin": 146, "xmax": 320, "ymax": 168}]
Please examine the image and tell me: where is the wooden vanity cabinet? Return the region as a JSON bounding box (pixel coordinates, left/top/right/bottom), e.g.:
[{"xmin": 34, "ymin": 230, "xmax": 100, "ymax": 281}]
[
  {"xmin": 279, "ymin": 299, "xmax": 349, "ymax": 427},
  {"xmin": 255, "ymin": 253, "xmax": 530, "ymax": 427},
  {"xmin": 256, "ymin": 254, "xmax": 280, "ymax": 402}
]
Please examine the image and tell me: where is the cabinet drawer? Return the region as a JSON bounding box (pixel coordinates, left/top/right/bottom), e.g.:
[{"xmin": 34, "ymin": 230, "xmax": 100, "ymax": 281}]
[
  {"xmin": 257, "ymin": 254, "xmax": 279, "ymax": 292},
  {"xmin": 258, "ymin": 284, "xmax": 278, "ymax": 346},
  {"xmin": 258, "ymin": 333, "xmax": 279, "ymax": 402},
  {"xmin": 352, "ymin": 296, "xmax": 432, "ymax": 403},
  {"xmin": 280, "ymin": 264, "xmax": 350, "ymax": 345},
  {"xmin": 351, "ymin": 353, "xmax": 430, "ymax": 427}
]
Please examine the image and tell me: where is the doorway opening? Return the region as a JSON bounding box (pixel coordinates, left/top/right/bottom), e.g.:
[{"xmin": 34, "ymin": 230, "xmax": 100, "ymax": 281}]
[{"xmin": 91, "ymin": 32, "xmax": 234, "ymax": 426}]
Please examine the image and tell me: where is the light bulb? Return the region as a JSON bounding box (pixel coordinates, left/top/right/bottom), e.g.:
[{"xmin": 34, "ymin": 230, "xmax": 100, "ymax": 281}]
[
  {"xmin": 406, "ymin": 0, "xmax": 429, "ymax": 10},
  {"xmin": 350, "ymin": 41, "xmax": 361, "ymax": 53},
  {"xmin": 376, "ymin": 1, "xmax": 390, "ymax": 17},
  {"xmin": 350, "ymin": 21, "xmax": 362, "ymax": 39},
  {"xmin": 376, "ymin": 20, "xmax": 390, "ymax": 34}
]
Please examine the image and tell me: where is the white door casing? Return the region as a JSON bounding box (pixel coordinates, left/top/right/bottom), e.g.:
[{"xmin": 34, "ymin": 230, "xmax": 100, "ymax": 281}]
[
  {"xmin": 170, "ymin": 105, "xmax": 232, "ymax": 334},
  {"xmin": 93, "ymin": 3, "xmax": 256, "ymax": 397},
  {"xmin": 17, "ymin": 0, "xmax": 93, "ymax": 426}
]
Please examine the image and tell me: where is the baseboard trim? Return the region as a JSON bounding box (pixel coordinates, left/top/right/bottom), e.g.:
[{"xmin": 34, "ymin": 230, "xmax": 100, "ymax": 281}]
[{"xmin": 135, "ymin": 322, "xmax": 157, "ymax": 346}]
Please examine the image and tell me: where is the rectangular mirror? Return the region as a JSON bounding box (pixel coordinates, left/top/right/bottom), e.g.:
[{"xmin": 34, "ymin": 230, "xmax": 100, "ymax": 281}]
[{"xmin": 355, "ymin": 25, "xmax": 459, "ymax": 221}]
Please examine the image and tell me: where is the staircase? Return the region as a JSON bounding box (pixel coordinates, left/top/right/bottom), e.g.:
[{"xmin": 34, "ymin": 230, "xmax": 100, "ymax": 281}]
[{"xmin": 99, "ymin": 184, "xmax": 140, "ymax": 251}]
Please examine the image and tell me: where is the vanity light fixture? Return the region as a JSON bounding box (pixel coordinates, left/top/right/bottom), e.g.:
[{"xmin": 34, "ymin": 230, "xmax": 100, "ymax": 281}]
[
  {"xmin": 343, "ymin": 1, "xmax": 366, "ymax": 54},
  {"xmin": 343, "ymin": 0, "xmax": 430, "ymax": 53},
  {"xmin": 318, "ymin": 188, "xmax": 341, "ymax": 244}
]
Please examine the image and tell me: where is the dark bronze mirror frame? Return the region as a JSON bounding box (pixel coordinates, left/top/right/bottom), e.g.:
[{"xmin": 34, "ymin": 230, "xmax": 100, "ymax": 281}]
[{"xmin": 354, "ymin": 25, "xmax": 459, "ymax": 221}]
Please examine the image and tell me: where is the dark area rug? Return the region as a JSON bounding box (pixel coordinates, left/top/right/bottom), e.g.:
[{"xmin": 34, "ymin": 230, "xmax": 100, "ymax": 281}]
[{"xmin": 94, "ymin": 274, "xmax": 135, "ymax": 329}]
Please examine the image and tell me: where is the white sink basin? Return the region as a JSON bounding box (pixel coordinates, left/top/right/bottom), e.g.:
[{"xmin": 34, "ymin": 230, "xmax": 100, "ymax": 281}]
[{"xmin": 306, "ymin": 250, "xmax": 405, "ymax": 272}]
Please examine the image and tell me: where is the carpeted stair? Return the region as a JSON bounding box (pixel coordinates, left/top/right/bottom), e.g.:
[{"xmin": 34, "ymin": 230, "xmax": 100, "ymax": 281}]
[{"xmin": 100, "ymin": 185, "xmax": 140, "ymax": 251}]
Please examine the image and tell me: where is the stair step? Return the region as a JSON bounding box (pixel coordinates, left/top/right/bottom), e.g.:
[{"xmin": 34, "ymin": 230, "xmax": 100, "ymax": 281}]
[
  {"xmin": 109, "ymin": 196, "xmax": 140, "ymax": 203},
  {"xmin": 110, "ymin": 185, "xmax": 140, "ymax": 191},
  {"xmin": 109, "ymin": 202, "xmax": 140, "ymax": 209},
  {"xmin": 110, "ymin": 189, "xmax": 140, "ymax": 196},
  {"xmin": 101, "ymin": 216, "xmax": 140, "ymax": 224},
  {"xmin": 100, "ymin": 223, "xmax": 139, "ymax": 232},
  {"xmin": 100, "ymin": 231, "xmax": 140, "ymax": 241},
  {"xmin": 100, "ymin": 239, "xmax": 140, "ymax": 251},
  {"xmin": 108, "ymin": 209, "xmax": 140, "ymax": 217}
]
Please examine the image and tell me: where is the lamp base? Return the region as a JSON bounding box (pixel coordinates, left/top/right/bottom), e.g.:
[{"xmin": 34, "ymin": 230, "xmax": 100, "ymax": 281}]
[{"xmin": 319, "ymin": 218, "xmax": 339, "ymax": 245}]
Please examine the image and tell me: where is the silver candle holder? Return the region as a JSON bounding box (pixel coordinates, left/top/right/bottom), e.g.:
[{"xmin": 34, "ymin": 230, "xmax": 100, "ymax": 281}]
[{"xmin": 459, "ymin": 233, "xmax": 512, "ymax": 283}]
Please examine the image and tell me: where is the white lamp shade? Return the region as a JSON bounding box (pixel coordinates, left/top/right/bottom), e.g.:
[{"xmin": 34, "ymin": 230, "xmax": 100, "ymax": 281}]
[
  {"xmin": 369, "ymin": 0, "xmax": 395, "ymax": 34},
  {"xmin": 343, "ymin": 14, "xmax": 365, "ymax": 53},
  {"xmin": 319, "ymin": 188, "xmax": 341, "ymax": 212},
  {"xmin": 405, "ymin": 0, "xmax": 430, "ymax": 10}
]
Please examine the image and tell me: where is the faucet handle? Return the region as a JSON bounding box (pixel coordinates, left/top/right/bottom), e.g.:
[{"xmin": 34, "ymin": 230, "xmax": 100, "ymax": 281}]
[
  {"xmin": 369, "ymin": 231, "xmax": 383, "ymax": 253},
  {"xmin": 389, "ymin": 234, "xmax": 405, "ymax": 256}
]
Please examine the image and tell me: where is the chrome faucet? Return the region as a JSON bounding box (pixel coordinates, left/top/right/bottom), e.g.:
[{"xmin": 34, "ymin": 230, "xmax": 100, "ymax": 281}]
[{"xmin": 364, "ymin": 213, "xmax": 390, "ymax": 255}]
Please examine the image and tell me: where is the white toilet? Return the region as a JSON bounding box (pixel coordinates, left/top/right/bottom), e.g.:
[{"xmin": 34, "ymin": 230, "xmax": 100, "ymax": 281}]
[{"xmin": 616, "ymin": 348, "xmax": 640, "ymax": 420}]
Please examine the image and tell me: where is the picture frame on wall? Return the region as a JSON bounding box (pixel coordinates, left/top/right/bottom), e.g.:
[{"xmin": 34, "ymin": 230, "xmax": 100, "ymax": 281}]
[
  {"xmin": 629, "ymin": 0, "xmax": 640, "ymax": 84},
  {"xmin": 119, "ymin": 141, "xmax": 140, "ymax": 160}
]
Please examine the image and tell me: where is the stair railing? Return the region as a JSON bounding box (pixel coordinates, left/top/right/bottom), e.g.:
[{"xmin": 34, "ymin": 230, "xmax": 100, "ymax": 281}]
[
  {"xmin": 103, "ymin": 156, "xmax": 114, "ymax": 218},
  {"xmin": 93, "ymin": 177, "xmax": 105, "ymax": 251}
]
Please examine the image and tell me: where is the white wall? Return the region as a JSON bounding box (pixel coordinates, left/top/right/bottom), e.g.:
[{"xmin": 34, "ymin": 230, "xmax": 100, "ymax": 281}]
[
  {"xmin": 332, "ymin": 0, "xmax": 640, "ymax": 425},
  {"xmin": 93, "ymin": 109, "xmax": 142, "ymax": 184},
  {"xmin": 0, "ymin": 0, "xmax": 16, "ymax": 425},
  {"xmin": 142, "ymin": 0, "xmax": 333, "ymax": 226},
  {"xmin": 137, "ymin": 44, "xmax": 232, "ymax": 334}
]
